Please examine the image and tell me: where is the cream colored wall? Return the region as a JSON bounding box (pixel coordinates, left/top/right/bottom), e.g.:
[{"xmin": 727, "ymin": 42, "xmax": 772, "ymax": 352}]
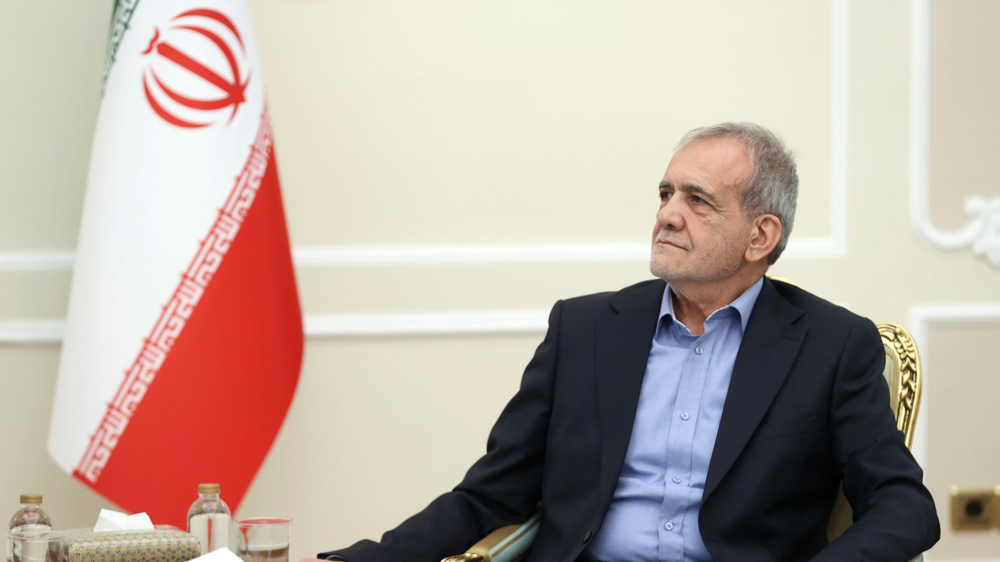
[
  {"xmin": 928, "ymin": 0, "xmax": 1000, "ymax": 231},
  {"xmin": 2, "ymin": 1, "xmax": 999, "ymax": 561},
  {"xmin": 926, "ymin": 323, "xmax": 1000, "ymax": 557},
  {"xmin": 0, "ymin": 0, "xmax": 121, "ymax": 537}
]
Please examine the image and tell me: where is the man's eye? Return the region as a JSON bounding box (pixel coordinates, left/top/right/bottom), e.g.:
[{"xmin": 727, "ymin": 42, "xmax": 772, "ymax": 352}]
[
  {"xmin": 660, "ymin": 191, "xmax": 672, "ymax": 200},
  {"xmin": 692, "ymin": 196, "xmax": 705, "ymax": 204}
]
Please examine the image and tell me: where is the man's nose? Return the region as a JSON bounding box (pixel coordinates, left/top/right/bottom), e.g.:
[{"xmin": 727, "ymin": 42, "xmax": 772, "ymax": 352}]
[{"xmin": 657, "ymin": 198, "xmax": 685, "ymax": 231}]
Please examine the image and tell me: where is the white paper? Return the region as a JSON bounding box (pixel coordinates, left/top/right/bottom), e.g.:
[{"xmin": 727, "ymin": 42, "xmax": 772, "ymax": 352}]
[
  {"xmin": 93, "ymin": 509, "xmax": 127, "ymax": 532},
  {"xmin": 126, "ymin": 513, "xmax": 154, "ymax": 530},
  {"xmin": 189, "ymin": 546, "xmax": 243, "ymax": 562},
  {"xmin": 93, "ymin": 509, "xmax": 155, "ymax": 532}
]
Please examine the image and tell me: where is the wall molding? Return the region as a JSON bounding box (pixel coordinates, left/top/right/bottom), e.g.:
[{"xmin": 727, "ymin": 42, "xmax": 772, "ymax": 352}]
[
  {"xmin": 908, "ymin": 303, "xmax": 1000, "ymax": 562},
  {"xmin": 827, "ymin": 0, "xmax": 850, "ymax": 258},
  {"xmin": 0, "ymin": 310, "xmax": 551, "ymax": 345},
  {"xmin": 0, "ymin": 232, "xmax": 848, "ymax": 272},
  {"xmin": 293, "ymin": 242, "xmax": 649, "ymax": 267},
  {"xmin": 0, "ymin": 320, "xmax": 65, "ymax": 344},
  {"xmin": 908, "ymin": 303, "xmax": 1000, "ymax": 474},
  {"xmin": 909, "ymin": 0, "xmax": 1000, "ymax": 267},
  {"xmin": 0, "ymin": 252, "xmax": 76, "ymax": 271},
  {"xmin": 305, "ymin": 310, "xmax": 549, "ymax": 337}
]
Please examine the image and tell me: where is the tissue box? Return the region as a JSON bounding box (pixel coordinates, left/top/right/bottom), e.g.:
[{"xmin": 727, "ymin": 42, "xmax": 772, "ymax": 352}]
[{"xmin": 61, "ymin": 528, "xmax": 201, "ymax": 562}]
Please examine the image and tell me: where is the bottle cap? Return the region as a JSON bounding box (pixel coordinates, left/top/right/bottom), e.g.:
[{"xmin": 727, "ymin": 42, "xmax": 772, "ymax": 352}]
[
  {"xmin": 19, "ymin": 495, "xmax": 42, "ymax": 504},
  {"xmin": 198, "ymin": 484, "xmax": 220, "ymax": 494}
]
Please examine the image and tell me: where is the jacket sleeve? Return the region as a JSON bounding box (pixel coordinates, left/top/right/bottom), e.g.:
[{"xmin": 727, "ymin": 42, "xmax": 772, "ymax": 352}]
[
  {"xmin": 811, "ymin": 318, "xmax": 940, "ymax": 562},
  {"xmin": 318, "ymin": 300, "xmax": 563, "ymax": 562}
]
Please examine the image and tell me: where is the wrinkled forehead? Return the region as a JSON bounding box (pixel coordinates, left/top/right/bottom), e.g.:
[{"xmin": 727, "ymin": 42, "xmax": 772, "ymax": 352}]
[{"xmin": 663, "ymin": 136, "xmax": 753, "ymax": 195}]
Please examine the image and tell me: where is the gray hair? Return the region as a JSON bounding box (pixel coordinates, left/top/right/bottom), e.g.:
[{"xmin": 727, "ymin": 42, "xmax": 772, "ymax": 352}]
[{"xmin": 676, "ymin": 122, "xmax": 798, "ymax": 264}]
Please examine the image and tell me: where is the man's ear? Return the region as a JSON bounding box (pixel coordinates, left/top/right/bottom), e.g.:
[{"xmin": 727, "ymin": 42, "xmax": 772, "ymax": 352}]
[{"xmin": 745, "ymin": 214, "xmax": 782, "ymax": 264}]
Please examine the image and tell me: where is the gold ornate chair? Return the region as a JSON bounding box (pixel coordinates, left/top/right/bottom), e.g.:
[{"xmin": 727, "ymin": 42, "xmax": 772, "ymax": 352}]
[{"xmin": 442, "ymin": 322, "xmax": 924, "ymax": 562}]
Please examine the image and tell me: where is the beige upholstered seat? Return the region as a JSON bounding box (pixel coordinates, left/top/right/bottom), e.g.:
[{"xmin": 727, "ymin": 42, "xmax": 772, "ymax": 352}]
[{"xmin": 442, "ymin": 322, "xmax": 924, "ymax": 562}]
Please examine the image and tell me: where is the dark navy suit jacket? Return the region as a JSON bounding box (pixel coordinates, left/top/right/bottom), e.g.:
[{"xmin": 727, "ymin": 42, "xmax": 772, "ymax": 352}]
[{"xmin": 321, "ymin": 278, "xmax": 939, "ymax": 562}]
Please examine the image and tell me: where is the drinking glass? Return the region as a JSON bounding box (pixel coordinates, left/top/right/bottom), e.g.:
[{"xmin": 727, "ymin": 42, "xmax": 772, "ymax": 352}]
[
  {"xmin": 236, "ymin": 518, "xmax": 291, "ymax": 562},
  {"xmin": 7, "ymin": 529, "xmax": 65, "ymax": 562}
]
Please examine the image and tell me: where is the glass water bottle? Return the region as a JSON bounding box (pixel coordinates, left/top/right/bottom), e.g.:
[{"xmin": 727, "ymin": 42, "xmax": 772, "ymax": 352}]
[
  {"xmin": 187, "ymin": 484, "xmax": 232, "ymax": 555},
  {"xmin": 7, "ymin": 495, "xmax": 52, "ymax": 562}
]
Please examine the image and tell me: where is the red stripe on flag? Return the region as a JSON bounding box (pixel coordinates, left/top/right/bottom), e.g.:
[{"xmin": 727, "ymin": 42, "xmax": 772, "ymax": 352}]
[{"xmin": 74, "ymin": 108, "xmax": 303, "ymax": 526}]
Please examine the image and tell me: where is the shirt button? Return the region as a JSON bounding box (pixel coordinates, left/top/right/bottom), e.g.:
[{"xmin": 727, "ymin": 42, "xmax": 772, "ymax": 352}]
[
  {"xmin": 680, "ymin": 412, "xmax": 690, "ymax": 421},
  {"xmin": 672, "ymin": 476, "xmax": 681, "ymax": 484},
  {"xmin": 665, "ymin": 521, "xmax": 674, "ymax": 531},
  {"xmin": 694, "ymin": 346, "xmax": 704, "ymax": 355}
]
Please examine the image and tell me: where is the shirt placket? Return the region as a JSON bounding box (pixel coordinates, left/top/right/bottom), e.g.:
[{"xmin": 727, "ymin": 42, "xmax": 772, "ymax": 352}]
[{"xmin": 657, "ymin": 325, "xmax": 716, "ymax": 562}]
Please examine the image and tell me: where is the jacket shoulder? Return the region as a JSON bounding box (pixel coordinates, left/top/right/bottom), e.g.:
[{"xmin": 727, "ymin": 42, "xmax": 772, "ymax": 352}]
[
  {"xmin": 768, "ymin": 278, "xmax": 871, "ymax": 331},
  {"xmin": 559, "ymin": 278, "xmax": 665, "ymax": 314}
]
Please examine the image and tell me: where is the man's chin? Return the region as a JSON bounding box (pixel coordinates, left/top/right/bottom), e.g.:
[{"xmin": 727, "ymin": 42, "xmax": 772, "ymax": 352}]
[{"xmin": 649, "ymin": 260, "xmax": 687, "ymax": 282}]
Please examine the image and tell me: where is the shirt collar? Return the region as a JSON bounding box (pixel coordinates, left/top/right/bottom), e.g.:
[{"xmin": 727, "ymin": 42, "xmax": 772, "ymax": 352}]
[{"xmin": 659, "ymin": 276, "xmax": 764, "ymax": 335}]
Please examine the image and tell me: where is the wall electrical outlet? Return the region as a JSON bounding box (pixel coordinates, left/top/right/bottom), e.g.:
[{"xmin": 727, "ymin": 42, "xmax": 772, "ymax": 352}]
[{"xmin": 949, "ymin": 486, "xmax": 1000, "ymax": 531}]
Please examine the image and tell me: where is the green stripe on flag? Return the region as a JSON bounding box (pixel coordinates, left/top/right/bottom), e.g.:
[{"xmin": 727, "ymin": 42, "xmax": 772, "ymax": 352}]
[{"xmin": 102, "ymin": 0, "xmax": 141, "ymax": 94}]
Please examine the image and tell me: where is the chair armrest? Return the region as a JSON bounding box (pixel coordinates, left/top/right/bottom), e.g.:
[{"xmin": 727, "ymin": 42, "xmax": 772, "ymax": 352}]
[{"xmin": 441, "ymin": 510, "xmax": 542, "ymax": 562}]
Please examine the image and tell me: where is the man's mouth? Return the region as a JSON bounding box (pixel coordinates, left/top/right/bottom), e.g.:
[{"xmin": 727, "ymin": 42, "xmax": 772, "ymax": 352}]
[{"xmin": 655, "ymin": 238, "xmax": 689, "ymax": 250}]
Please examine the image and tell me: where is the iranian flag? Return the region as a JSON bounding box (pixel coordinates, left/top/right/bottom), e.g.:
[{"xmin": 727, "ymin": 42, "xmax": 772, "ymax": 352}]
[{"xmin": 48, "ymin": 0, "xmax": 303, "ymax": 526}]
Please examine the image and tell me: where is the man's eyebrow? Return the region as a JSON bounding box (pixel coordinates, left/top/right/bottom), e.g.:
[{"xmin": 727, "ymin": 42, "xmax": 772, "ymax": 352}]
[{"xmin": 659, "ymin": 181, "xmax": 718, "ymax": 203}]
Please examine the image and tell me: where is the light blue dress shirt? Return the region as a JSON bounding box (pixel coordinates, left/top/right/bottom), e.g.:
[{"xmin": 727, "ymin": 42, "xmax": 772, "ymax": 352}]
[{"xmin": 586, "ymin": 278, "xmax": 763, "ymax": 562}]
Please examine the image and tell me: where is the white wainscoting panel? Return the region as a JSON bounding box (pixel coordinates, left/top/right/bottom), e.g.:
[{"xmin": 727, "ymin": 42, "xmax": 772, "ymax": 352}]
[
  {"xmin": 908, "ymin": 303, "xmax": 1000, "ymax": 472},
  {"xmin": 909, "ymin": 0, "xmax": 1000, "ymax": 266}
]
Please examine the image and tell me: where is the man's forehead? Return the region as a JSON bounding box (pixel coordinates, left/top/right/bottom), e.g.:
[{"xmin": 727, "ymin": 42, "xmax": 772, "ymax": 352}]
[{"xmin": 662, "ymin": 136, "xmax": 751, "ymax": 190}]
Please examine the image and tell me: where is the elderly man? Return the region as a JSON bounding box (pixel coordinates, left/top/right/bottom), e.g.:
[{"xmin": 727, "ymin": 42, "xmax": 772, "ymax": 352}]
[{"xmin": 320, "ymin": 123, "xmax": 939, "ymax": 562}]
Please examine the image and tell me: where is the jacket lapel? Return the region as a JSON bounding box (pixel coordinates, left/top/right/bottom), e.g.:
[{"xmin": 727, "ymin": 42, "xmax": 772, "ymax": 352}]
[
  {"xmin": 595, "ymin": 280, "xmax": 665, "ymax": 508},
  {"xmin": 703, "ymin": 278, "xmax": 807, "ymax": 500}
]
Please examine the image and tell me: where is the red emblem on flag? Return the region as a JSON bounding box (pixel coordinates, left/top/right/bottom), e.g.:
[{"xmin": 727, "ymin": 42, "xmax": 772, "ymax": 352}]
[{"xmin": 141, "ymin": 9, "xmax": 250, "ymax": 128}]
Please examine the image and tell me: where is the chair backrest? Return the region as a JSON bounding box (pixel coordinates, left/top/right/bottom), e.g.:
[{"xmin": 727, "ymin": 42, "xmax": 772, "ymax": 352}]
[{"xmin": 826, "ymin": 322, "xmax": 923, "ymax": 540}]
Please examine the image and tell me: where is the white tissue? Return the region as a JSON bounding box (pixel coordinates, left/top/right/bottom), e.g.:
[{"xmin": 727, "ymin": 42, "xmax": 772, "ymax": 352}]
[
  {"xmin": 93, "ymin": 509, "xmax": 155, "ymax": 532},
  {"xmin": 189, "ymin": 546, "xmax": 243, "ymax": 562}
]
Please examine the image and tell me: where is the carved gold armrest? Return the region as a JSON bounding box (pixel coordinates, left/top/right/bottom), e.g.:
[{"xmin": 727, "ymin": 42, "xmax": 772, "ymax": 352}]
[{"xmin": 441, "ymin": 511, "xmax": 542, "ymax": 562}]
